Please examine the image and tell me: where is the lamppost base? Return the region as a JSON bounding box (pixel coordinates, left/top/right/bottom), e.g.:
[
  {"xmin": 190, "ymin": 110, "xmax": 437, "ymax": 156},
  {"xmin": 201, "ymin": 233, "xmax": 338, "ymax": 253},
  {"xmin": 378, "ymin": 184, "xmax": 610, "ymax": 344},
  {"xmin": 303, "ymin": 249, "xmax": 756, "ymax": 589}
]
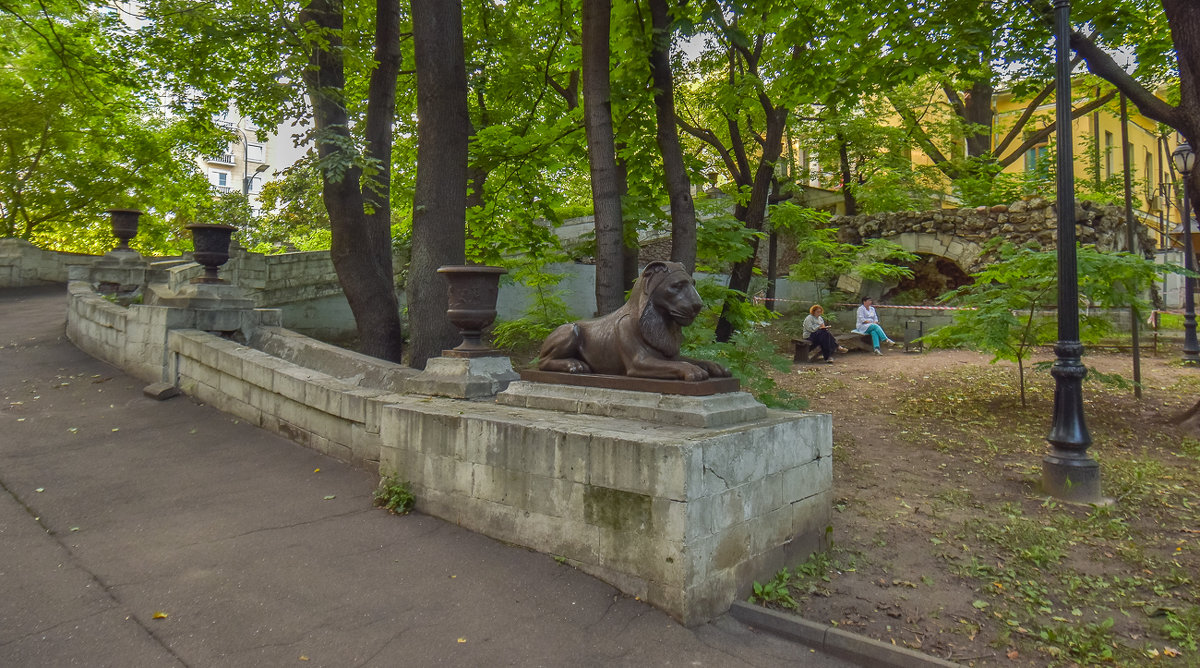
[{"xmin": 1042, "ymin": 452, "xmax": 1113, "ymax": 505}]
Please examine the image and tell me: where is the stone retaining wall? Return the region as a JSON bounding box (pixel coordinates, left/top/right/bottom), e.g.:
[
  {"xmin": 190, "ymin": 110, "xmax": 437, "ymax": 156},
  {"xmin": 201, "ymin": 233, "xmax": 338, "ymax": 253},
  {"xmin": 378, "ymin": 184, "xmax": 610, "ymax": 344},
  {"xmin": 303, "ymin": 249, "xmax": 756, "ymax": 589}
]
[
  {"xmin": 65, "ymin": 281, "xmax": 279, "ymax": 384},
  {"xmin": 0, "ymin": 239, "xmax": 99, "ymax": 286},
  {"xmin": 170, "ymin": 329, "xmax": 408, "ymax": 470},
  {"xmin": 60, "ymin": 260, "xmax": 835, "ymax": 626}
]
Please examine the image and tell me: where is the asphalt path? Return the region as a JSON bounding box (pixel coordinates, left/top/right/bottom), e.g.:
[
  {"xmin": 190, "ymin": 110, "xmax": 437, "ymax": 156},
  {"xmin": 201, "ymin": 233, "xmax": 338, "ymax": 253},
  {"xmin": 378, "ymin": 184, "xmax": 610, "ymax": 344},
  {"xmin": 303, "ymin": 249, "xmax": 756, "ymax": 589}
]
[{"xmin": 0, "ymin": 285, "xmax": 854, "ymax": 667}]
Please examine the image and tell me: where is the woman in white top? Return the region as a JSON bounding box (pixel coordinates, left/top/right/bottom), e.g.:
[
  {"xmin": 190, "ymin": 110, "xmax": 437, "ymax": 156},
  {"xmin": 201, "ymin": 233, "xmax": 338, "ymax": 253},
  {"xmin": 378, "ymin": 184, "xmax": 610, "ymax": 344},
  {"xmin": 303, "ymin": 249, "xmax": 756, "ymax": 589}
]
[{"xmin": 853, "ymin": 296, "xmax": 898, "ymax": 355}]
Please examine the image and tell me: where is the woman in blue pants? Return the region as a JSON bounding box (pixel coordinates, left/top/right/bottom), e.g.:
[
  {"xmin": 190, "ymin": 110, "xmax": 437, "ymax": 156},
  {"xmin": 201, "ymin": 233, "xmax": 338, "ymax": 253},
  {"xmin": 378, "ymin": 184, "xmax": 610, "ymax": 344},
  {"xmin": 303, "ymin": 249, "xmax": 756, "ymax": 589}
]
[{"xmin": 854, "ymin": 296, "xmax": 898, "ymax": 355}]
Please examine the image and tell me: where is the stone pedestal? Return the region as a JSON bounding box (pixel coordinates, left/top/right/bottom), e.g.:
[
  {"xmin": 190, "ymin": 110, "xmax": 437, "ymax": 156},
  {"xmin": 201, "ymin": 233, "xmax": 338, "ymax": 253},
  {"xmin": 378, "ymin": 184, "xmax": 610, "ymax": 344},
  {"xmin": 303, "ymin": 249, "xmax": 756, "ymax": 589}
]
[
  {"xmin": 404, "ymin": 356, "xmax": 520, "ymax": 399},
  {"xmin": 77, "ymin": 249, "xmax": 147, "ymax": 295},
  {"xmin": 379, "ymin": 383, "xmax": 833, "ymax": 625},
  {"xmin": 498, "ymin": 381, "xmax": 766, "ymax": 428},
  {"xmin": 147, "ymin": 283, "xmax": 257, "ymax": 333}
]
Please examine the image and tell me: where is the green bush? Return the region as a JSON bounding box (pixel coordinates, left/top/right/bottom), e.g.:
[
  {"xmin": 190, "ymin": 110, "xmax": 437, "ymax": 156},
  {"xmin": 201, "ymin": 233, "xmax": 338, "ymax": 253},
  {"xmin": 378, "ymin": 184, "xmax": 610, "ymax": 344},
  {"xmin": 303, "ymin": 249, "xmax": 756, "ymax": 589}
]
[{"xmin": 373, "ymin": 477, "xmax": 414, "ymax": 515}]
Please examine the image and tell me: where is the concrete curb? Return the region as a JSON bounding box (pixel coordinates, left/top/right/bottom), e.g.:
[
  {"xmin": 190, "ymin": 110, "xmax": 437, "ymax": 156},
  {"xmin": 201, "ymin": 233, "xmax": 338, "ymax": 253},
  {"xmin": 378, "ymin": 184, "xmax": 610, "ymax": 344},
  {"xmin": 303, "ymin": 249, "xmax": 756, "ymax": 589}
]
[{"xmin": 730, "ymin": 601, "xmax": 964, "ymax": 668}]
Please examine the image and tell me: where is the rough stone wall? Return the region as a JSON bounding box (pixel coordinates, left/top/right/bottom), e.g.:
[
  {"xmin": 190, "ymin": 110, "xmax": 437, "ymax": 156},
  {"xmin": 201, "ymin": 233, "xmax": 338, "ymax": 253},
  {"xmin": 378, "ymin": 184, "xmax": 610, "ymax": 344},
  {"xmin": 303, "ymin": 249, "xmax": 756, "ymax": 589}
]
[{"xmin": 833, "ymin": 198, "xmax": 1155, "ymax": 272}]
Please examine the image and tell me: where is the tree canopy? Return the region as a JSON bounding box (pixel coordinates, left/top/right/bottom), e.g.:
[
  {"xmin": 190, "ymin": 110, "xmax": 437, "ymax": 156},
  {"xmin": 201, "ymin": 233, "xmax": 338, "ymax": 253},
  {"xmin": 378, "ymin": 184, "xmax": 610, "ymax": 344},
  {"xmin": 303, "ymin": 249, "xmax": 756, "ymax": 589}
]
[{"xmin": 1, "ymin": 0, "xmax": 1190, "ymax": 356}]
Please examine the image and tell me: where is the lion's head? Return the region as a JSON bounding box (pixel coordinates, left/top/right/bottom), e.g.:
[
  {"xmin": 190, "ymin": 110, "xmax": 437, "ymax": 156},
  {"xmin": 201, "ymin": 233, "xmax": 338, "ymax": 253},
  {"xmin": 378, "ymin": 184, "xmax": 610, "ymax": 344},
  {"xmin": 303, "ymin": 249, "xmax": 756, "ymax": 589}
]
[{"xmin": 635, "ymin": 261, "xmax": 704, "ymax": 356}]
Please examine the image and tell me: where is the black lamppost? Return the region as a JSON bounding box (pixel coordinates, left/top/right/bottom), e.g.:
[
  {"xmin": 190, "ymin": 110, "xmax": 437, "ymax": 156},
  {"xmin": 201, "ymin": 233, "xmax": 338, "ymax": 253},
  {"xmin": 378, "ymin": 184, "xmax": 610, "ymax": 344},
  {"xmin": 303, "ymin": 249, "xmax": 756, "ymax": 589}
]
[
  {"xmin": 1042, "ymin": 0, "xmax": 1104, "ymax": 503},
  {"xmin": 1171, "ymin": 142, "xmax": 1199, "ymax": 364}
]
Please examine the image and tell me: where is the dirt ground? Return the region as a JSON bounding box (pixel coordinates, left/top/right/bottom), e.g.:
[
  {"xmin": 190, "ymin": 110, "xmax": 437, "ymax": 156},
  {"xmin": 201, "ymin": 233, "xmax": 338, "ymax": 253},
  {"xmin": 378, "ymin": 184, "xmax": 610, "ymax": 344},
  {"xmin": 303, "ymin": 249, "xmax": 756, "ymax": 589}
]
[{"xmin": 765, "ymin": 344, "xmax": 1200, "ymax": 667}]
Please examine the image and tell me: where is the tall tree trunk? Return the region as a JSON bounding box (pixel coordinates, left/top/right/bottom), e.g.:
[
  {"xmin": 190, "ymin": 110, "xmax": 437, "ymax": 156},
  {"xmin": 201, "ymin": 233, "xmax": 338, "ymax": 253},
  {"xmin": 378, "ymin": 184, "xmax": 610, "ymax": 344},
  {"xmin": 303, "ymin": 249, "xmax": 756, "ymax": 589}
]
[
  {"xmin": 963, "ymin": 78, "xmax": 993, "ymax": 159},
  {"xmin": 714, "ymin": 106, "xmax": 788, "ymax": 342},
  {"xmin": 615, "ymin": 143, "xmax": 639, "ymax": 292},
  {"xmin": 838, "ymin": 135, "xmax": 858, "ymax": 216},
  {"xmin": 300, "ymin": 0, "xmax": 404, "ymax": 363},
  {"xmin": 582, "ymin": 0, "xmax": 625, "ymax": 315},
  {"xmin": 648, "ymin": 0, "xmax": 697, "ymax": 273},
  {"xmin": 408, "ymin": 0, "xmax": 469, "ymax": 369}
]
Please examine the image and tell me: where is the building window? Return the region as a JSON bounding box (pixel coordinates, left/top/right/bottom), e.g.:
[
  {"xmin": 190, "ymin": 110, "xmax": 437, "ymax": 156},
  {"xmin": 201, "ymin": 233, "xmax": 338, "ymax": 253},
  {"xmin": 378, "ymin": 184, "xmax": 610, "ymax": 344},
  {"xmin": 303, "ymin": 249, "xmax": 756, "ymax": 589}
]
[
  {"xmin": 1024, "ymin": 145, "xmax": 1049, "ymax": 174},
  {"xmin": 1104, "ymin": 131, "xmax": 1114, "ymax": 179},
  {"xmin": 245, "ymin": 143, "xmax": 265, "ymax": 162},
  {"xmin": 210, "ymin": 170, "xmax": 231, "ymax": 192},
  {"xmin": 1145, "ymin": 150, "xmax": 1154, "ymax": 200}
]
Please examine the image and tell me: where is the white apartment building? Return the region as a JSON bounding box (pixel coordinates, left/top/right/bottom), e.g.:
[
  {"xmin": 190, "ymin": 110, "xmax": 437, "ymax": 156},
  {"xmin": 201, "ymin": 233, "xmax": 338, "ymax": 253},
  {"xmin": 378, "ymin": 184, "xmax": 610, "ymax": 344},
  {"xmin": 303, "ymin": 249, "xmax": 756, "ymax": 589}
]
[{"xmin": 202, "ymin": 111, "xmax": 307, "ymax": 211}]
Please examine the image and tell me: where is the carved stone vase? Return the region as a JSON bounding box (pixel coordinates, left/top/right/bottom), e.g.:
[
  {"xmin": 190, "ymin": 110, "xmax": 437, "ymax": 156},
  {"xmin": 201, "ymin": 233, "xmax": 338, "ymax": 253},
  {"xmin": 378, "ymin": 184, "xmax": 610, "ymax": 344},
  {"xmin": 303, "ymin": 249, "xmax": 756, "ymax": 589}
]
[
  {"xmin": 438, "ymin": 264, "xmax": 506, "ymax": 356},
  {"xmin": 186, "ymin": 223, "xmax": 236, "ymax": 284},
  {"xmin": 107, "ymin": 209, "xmax": 142, "ymax": 252}
]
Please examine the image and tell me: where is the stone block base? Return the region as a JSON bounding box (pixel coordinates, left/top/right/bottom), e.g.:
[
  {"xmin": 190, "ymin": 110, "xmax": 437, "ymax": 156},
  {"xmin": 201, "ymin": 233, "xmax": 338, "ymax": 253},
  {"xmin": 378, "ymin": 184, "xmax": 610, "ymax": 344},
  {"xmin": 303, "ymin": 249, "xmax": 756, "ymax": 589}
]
[
  {"xmin": 379, "ymin": 391, "xmax": 832, "ymax": 625},
  {"xmin": 404, "ymin": 356, "xmax": 520, "ymax": 399}
]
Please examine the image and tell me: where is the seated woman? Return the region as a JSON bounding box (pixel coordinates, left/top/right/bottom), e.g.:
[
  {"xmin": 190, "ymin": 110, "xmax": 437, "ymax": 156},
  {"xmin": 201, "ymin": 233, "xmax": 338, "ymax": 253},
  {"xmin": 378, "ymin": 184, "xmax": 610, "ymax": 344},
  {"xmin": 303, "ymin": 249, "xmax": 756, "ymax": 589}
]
[
  {"xmin": 854, "ymin": 296, "xmax": 898, "ymax": 355},
  {"xmin": 803, "ymin": 304, "xmax": 846, "ymax": 364}
]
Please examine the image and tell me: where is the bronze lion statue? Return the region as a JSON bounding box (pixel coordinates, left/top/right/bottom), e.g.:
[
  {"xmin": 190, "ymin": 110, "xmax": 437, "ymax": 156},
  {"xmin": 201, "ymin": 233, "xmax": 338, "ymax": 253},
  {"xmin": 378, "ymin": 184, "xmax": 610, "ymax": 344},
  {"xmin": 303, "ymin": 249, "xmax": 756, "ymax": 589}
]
[{"xmin": 537, "ymin": 261, "xmax": 731, "ymax": 381}]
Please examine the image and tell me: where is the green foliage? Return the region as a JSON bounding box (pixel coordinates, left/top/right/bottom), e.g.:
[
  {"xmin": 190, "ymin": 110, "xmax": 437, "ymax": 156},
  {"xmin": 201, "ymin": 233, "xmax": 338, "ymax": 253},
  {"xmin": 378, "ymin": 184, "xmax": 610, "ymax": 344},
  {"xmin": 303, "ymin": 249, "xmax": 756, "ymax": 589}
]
[
  {"xmin": 771, "ymin": 201, "xmax": 916, "ymax": 302},
  {"xmin": 694, "ymin": 199, "xmax": 761, "ymax": 274},
  {"xmin": 192, "ymin": 191, "xmax": 254, "ymax": 229},
  {"xmin": 373, "ymin": 477, "xmax": 414, "ymax": 515},
  {"xmin": 683, "ymin": 314, "xmax": 804, "ymax": 409},
  {"xmin": 243, "ymin": 155, "xmax": 332, "ymax": 251},
  {"xmin": 1162, "ymin": 606, "xmax": 1200, "ymax": 651},
  {"xmin": 477, "ymin": 207, "xmax": 575, "ymax": 354},
  {"xmin": 749, "ymin": 568, "xmax": 798, "ymax": 609},
  {"xmin": 954, "ymin": 156, "xmax": 1053, "ymax": 208},
  {"xmin": 852, "ymin": 164, "xmax": 948, "ymax": 214},
  {"xmin": 749, "ymin": 550, "xmax": 838, "ymax": 610},
  {"xmin": 1037, "ymin": 618, "xmax": 1116, "ymax": 665},
  {"xmin": 0, "ymin": 2, "xmax": 217, "ymax": 254},
  {"xmin": 926, "ymin": 241, "xmax": 1184, "ymax": 405}
]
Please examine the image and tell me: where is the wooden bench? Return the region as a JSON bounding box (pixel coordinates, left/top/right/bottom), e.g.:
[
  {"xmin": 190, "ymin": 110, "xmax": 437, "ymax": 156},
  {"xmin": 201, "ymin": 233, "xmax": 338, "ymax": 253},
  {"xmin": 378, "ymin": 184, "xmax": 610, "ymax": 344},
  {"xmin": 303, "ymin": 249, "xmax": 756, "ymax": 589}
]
[{"xmin": 791, "ymin": 332, "xmax": 876, "ymax": 363}]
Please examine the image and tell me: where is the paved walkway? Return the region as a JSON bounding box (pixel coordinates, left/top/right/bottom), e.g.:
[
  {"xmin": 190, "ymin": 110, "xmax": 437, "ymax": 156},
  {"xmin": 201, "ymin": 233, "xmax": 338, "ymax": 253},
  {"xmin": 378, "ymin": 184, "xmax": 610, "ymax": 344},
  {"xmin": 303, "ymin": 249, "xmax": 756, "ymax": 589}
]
[{"xmin": 0, "ymin": 286, "xmax": 854, "ymax": 667}]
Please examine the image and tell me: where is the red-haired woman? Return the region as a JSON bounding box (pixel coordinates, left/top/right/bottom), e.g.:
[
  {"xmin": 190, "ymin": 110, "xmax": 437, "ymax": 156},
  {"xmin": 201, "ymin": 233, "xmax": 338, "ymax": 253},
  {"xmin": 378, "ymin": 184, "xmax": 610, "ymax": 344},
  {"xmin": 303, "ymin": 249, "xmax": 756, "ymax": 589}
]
[{"xmin": 803, "ymin": 304, "xmax": 846, "ymax": 364}]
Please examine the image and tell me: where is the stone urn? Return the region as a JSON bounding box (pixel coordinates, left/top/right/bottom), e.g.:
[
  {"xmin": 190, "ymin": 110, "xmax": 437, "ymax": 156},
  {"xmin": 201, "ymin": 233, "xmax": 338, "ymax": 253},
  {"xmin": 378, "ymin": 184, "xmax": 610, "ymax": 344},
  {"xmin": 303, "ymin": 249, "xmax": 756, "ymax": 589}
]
[
  {"xmin": 438, "ymin": 264, "xmax": 506, "ymax": 356},
  {"xmin": 107, "ymin": 209, "xmax": 142, "ymax": 252},
  {"xmin": 186, "ymin": 223, "xmax": 236, "ymax": 284}
]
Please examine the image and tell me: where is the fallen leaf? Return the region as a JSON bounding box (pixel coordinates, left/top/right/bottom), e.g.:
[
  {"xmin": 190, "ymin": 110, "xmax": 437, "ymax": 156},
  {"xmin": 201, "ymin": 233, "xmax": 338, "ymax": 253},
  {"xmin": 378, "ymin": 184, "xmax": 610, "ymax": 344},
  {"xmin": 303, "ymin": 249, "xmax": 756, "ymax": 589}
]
[
  {"xmin": 35, "ymin": 488, "xmax": 44, "ymax": 493},
  {"xmin": 457, "ymin": 638, "xmax": 466, "ymax": 644},
  {"xmin": 1164, "ymin": 647, "xmax": 1181, "ymax": 657},
  {"xmin": 152, "ymin": 611, "xmax": 168, "ymax": 619},
  {"xmin": 323, "ymin": 495, "xmax": 336, "ymax": 500},
  {"xmin": 69, "ymin": 527, "xmax": 80, "ymax": 532},
  {"xmin": 1007, "ymin": 650, "xmax": 1019, "ymax": 660},
  {"xmin": 299, "ymin": 656, "xmax": 309, "ymax": 662},
  {"xmin": 313, "ymin": 468, "xmax": 320, "ymax": 473}
]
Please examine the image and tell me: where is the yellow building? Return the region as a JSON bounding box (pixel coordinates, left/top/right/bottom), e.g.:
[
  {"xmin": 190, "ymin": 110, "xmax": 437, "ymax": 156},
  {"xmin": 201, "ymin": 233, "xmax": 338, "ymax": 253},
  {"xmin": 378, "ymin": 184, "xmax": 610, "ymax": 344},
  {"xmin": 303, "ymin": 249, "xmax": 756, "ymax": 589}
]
[
  {"xmin": 788, "ymin": 82, "xmax": 1186, "ymax": 252},
  {"xmin": 991, "ymin": 85, "xmax": 1181, "ymax": 249}
]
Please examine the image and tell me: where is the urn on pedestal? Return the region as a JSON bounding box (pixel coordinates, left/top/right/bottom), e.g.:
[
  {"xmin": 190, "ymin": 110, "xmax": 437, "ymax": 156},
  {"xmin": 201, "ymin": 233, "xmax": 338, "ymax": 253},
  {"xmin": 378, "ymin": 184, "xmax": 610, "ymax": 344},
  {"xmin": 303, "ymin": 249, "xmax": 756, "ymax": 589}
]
[
  {"xmin": 107, "ymin": 209, "xmax": 142, "ymax": 252},
  {"xmin": 186, "ymin": 223, "xmax": 236, "ymax": 284},
  {"xmin": 437, "ymin": 265, "xmax": 506, "ymax": 357}
]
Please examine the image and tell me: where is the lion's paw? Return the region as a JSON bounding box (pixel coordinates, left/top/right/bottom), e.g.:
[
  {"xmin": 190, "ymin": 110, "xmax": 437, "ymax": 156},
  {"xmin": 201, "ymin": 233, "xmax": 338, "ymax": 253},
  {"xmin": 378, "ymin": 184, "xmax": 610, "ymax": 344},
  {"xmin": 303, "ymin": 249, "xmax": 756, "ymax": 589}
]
[
  {"xmin": 563, "ymin": 359, "xmax": 591, "ymax": 374},
  {"xmin": 679, "ymin": 364, "xmax": 709, "ymax": 382},
  {"xmin": 695, "ymin": 360, "xmax": 731, "ymax": 378}
]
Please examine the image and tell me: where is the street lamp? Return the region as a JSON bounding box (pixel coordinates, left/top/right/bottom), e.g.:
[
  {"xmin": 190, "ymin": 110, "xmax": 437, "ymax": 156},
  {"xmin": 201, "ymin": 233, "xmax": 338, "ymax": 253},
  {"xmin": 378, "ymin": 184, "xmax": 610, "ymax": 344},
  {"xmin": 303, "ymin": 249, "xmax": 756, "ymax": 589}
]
[
  {"xmin": 1171, "ymin": 141, "xmax": 1199, "ymax": 364},
  {"xmin": 1042, "ymin": 0, "xmax": 1105, "ymax": 504}
]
